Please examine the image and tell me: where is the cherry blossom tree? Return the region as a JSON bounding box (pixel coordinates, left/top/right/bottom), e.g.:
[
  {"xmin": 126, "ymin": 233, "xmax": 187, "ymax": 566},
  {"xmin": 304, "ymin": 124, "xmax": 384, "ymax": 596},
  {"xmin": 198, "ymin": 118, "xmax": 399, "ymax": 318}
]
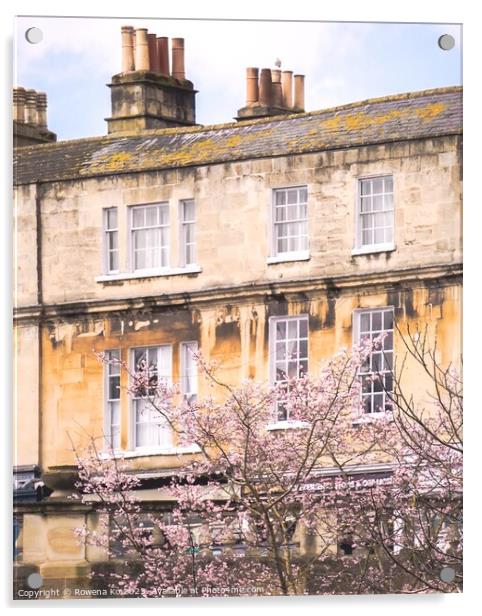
[{"xmin": 74, "ymin": 330, "xmax": 462, "ymax": 596}]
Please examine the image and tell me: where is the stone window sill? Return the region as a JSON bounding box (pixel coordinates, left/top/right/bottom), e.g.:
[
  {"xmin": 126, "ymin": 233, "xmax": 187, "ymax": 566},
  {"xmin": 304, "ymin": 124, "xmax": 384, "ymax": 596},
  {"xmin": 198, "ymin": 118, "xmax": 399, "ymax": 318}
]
[
  {"xmin": 266, "ymin": 420, "xmax": 310, "ymax": 431},
  {"xmin": 352, "ymin": 412, "xmax": 394, "ymax": 425},
  {"xmin": 96, "ymin": 265, "xmax": 202, "ymax": 283},
  {"xmin": 101, "ymin": 444, "xmax": 202, "ymax": 459},
  {"xmin": 267, "ymin": 251, "xmax": 310, "ymax": 265},
  {"xmin": 351, "ymin": 243, "xmax": 395, "ymax": 256}
]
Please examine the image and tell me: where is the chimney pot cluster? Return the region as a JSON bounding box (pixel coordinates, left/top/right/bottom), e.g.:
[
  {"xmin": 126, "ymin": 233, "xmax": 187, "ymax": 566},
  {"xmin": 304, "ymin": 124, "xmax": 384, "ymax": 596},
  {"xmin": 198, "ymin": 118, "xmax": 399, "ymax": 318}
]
[
  {"xmin": 244, "ymin": 65, "xmax": 305, "ymax": 112},
  {"xmin": 13, "ymin": 87, "xmax": 49, "ymax": 128},
  {"xmin": 121, "ymin": 25, "xmax": 185, "ymax": 79}
]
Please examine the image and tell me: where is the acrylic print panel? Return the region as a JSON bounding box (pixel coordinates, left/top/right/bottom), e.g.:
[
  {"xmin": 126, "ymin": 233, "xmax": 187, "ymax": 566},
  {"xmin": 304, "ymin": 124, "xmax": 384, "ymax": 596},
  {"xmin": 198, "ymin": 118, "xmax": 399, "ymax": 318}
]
[{"xmin": 13, "ymin": 15, "xmax": 462, "ymax": 600}]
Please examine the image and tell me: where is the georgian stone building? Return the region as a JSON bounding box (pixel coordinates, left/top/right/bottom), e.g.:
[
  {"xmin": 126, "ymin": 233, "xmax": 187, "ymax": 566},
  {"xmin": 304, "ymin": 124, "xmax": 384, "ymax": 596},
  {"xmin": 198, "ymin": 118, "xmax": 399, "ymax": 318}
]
[{"xmin": 13, "ymin": 26, "xmax": 462, "ymax": 591}]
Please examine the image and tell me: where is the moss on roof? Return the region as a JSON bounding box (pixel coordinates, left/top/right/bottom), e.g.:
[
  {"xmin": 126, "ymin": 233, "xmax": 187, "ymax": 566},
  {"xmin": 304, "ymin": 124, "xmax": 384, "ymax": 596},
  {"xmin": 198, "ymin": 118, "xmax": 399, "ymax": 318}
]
[{"xmin": 13, "ymin": 86, "xmax": 462, "ymax": 186}]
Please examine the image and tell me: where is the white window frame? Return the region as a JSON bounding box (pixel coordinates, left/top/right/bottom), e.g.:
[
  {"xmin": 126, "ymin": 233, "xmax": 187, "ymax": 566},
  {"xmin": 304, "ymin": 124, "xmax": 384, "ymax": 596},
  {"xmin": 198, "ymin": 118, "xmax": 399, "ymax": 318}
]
[
  {"xmin": 180, "ymin": 341, "xmax": 198, "ymax": 402},
  {"xmin": 130, "ymin": 345, "xmax": 173, "ymax": 451},
  {"xmin": 103, "ymin": 207, "xmax": 119, "ymax": 275},
  {"xmin": 353, "ymin": 174, "xmax": 395, "ymax": 255},
  {"xmin": 104, "ymin": 349, "xmax": 121, "ymax": 451},
  {"xmin": 353, "ymin": 307, "xmax": 395, "ymax": 417},
  {"xmin": 269, "ymin": 186, "xmax": 309, "ymax": 263},
  {"xmin": 129, "ymin": 202, "xmax": 170, "ymax": 273},
  {"xmin": 179, "ymin": 199, "xmax": 197, "ymax": 267},
  {"xmin": 269, "ymin": 315, "xmax": 309, "ymax": 422}
]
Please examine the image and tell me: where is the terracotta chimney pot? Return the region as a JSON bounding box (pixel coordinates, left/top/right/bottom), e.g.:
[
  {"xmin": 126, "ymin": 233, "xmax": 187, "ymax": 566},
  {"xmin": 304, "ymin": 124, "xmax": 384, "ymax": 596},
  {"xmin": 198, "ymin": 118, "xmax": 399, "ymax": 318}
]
[
  {"xmin": 171, "ymin": 38, "xmax": 185, "ymax": 79},
  {"xmin": 134, "ymin": 28, "xmax": 150, "ymax": 71},
  {"xmin": 148, "ymin": 33, "xmax": 160, "ymax": 73},
  {"xmin": 282, "ymin": 71, "xmax": 293, "ymax": 108},
  {"xmin": 259, "ymin": 68, "xmax": 272, "ymax": 106},
  {"xmin": 271, "ymin": 69, "xmax": 283, "ymax": 107},
  {"xmin": 157, "ymin": 37, "xmax": 170, "ymax": 75},
  {"xmin": 121, "ymin": 26, "xmax": 135, "ymax": 72},
  {"xmin": 294, "ymin": 74, "xmax": 305, "ymax": 110},
  {"xmin": 246, "ymin": 67, "xmax": 259, "ymax": 105}
]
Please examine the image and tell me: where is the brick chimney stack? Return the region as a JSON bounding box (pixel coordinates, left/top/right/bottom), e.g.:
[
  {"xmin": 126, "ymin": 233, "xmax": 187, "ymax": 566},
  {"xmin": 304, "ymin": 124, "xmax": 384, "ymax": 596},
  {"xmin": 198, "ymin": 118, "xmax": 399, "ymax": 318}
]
[
  {"xmin": 106, "ymin": 26, "xmax": 197, "ymax": 134},
  {"xmin": 236, "ymin": 63, "xmax": 305, "ymax": 121}
]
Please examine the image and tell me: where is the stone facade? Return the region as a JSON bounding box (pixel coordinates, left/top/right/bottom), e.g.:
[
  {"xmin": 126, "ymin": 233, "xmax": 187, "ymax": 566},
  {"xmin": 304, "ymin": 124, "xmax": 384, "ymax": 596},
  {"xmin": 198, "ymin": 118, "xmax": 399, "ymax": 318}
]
[{"xmin": 13, "ymin": 85, "xmax": 462, "ymax": 593}]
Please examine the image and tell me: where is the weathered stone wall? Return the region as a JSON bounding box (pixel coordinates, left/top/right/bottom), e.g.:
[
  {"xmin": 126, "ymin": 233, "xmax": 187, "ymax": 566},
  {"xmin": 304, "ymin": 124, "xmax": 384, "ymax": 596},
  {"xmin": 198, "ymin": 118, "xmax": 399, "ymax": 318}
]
[
  {"xmin": 36, "ymin": 279, "xmax": 461, "ymax": 470},
  {"xmin": 14, "ymin": 324, "xmax": 40, "ymax": 466},
  {"xmin": 14, "ymin": 135, "xmax": 462, "ymax": 308}
]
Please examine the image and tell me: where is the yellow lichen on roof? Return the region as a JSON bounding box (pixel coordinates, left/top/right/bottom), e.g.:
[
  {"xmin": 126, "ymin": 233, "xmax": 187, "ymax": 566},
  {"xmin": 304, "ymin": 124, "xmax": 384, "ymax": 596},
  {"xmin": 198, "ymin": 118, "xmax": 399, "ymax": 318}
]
[
  {"xmin": 415, "ymin": 101, "xmax": 447, "ymax": 120},
  {"xmin": 90, "ymin": 151, "xmax": 134, "ymax": 172}
]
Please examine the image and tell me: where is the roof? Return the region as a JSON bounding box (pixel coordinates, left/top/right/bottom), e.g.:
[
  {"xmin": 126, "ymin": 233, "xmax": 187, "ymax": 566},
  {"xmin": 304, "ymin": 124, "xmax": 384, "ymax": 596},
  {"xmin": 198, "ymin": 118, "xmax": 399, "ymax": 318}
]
[{"xmin": 13, "ymin": 86, "xmax": 462, "ymax": 186}]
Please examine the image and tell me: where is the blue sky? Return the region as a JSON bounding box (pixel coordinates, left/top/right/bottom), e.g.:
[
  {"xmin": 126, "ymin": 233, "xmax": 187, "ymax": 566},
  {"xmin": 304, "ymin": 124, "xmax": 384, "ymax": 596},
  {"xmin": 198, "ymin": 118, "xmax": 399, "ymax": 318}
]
[{"xmin": 15, "ymin": 17, "xmax": 461, "ymax": 141}]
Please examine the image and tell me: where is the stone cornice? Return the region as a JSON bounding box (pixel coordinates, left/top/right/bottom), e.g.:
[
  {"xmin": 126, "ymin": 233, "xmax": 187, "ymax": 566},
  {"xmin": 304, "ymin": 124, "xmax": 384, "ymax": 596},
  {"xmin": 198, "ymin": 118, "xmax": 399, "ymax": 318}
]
[{"xmin": 13, "ymin": 261, "xmax": 462, "ymax": 323}]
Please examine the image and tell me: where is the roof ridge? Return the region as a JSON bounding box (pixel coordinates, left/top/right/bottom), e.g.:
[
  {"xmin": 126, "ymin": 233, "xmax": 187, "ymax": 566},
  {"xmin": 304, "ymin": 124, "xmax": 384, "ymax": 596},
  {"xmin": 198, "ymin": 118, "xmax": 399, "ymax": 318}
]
[{"xmin": 14, "ymin": 85, "xmax": 462, "ymax": 154}]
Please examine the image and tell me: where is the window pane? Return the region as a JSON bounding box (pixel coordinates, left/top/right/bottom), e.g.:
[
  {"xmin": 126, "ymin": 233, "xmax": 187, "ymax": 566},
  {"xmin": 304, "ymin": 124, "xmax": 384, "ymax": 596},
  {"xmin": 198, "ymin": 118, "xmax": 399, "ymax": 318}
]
[
  {"xmin": 362, "ymin": 376, "xmax": 372, "ymax": 393},
  {"xmin": 159, "ymin": 205, "xmax": 169, "ymax": 226},
  {"xmin": 372, "ymin": 178, "xmax": 384, "ymax": 194},
  {"xmin": 360, "ymin": 179, "xmax": 371, "ymax": 196},
  {"xmin": 109, "ymin": 376, "xmax": 120, "ymax": 400},
  {"xmin": 299, "ymin": 187, "xmax": 308, "ymax": 202},
  {"xmin": 287, "ymin": 339, "xmax": 297, "ymax": 360},
  {"xmin": 361, "ymin": 214, "xmax": 373, "ymax": 230},
  {"xmin": 275, "ymin": 206, "xmax": 286, "ymax": 222},
  {"xmin": 110, "ymin": 400, "xmax": 120, "ymax": 424},
  {"xmin": 287, "ymin": 320, "xmax": 298, "ymax": 340},
  {"xmin": 383, "ymin": 353, "xmax": 393, "ymax": 371},
  {"xmin": 182, "ymin": 200, "xmax": 195, "ymax": 222},
  {"xmin": 186, "ymin": 244, "xmax": 195, "ymax": 265},
  {"xmin": 109, "ymin": 231, "xmax": 118, "ymax": 250},
  {"xmin": 275, "ymin": 190, "xmax": 286, "ymax": 206},
  {"xmin": 107, "ymin": 208, "xmax": 117, "ymax": 229},
  {"xmin": 363, "ymin": 395, "xmax": 372, "ymax": 413},
  {"xmin": 148, "ymin": 228, "xmax": 161, "ymax": 250},
  {"xmin": 373, "ymin": 376, "xmax": 383, "ymax": 393},
  {"xmin": 384, "ymin": 176, "xmax": 393, "ymax": 192},
  {"xmin": 134, "ymin": 250, "xmax": 146, "ymax": 270},
  {"xmin": 373, "ymin": 393, "xmax": 384, "ymax": 413},
  {"xmin": 372, "ymin": 312, "xmax": 382, "ymax": 331},
  {"xmin": 133, "ymin": 208, "xmax": 144, "ymax": 228},
  {"xmin": 299, "ymin": 339, "xmax": 308, "ymax": 358},
  {"xmin": 371, "ymin": 353, "xmax": 382, "ymax": 372},
  {"xmin": 287, "ymin": 204, "xmax": 298, "ymax": 221},
  {"xmin": 288, "ymin": 362, "xmax": 298, "ymax": 378},
  {"xmin": 276, "ymin": 321, "xmax": 286, "ymax": 340},
  {"xmin": 360, "ymin": 313, "xmax": 371, "ymax": 333},
  {"xmin": 277, "ymin": 238, "xmax": 288, "ymax": 253},
  {"xmin": 276, "ymin": 342, "xmax": 286, "ymax": 360},
  {"xmin": 384, "ymin": 193, "xmax": 394, "ymax": 210},
  {"xmin": 146, "ymin": 206, "xmax": 158, "ymax": 227},
  {"xmin": 276, "ymin": 365, "xmax": 287, "ymax": 381},
  {"xmin": 134, "ymin": 229, "xmax": 147, "ymax": 250},
  {"xmin": 383, "ymin": 310, "xmax": 393, "ymax": 330},
  {"xmin": 360, "ymin": 196, "xmax": 372, "ymax": 213},
  {"xmin": 362, "ymin": 229, "xmax": 373, "ymax": 245},
  {"xmin": 373, "ymin": 195, "xmax": 384, "ymax": 211},
  {"xmin": 384, "ymin": 374, "xmax": 393, "ymax": 393},
  {"xmin": 287, "ymin": 190, "xmax": 298, "ymax": 204},
  {"xmin": 109, "ymin": 250, "xmax": 118, "ymax": 272},
  {"xmin": 383, "ymin": 331, "xmax": 393, "ymax": 351}
]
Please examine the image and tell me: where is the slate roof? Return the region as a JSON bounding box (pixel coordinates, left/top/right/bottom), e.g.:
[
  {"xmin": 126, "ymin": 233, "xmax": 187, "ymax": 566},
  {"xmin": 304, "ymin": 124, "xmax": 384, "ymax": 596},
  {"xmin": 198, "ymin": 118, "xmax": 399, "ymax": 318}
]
[{"xmin": 13, "ymin": 86, "xmax": 462, "ymax": 186}]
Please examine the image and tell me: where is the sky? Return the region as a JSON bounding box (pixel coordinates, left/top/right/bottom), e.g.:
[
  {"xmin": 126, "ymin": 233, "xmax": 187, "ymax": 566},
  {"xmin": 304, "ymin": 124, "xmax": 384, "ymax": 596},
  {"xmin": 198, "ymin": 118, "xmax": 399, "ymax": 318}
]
[{"xmin": 14, "ymin": 16, "xmax": 461, "ymax": 141}]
